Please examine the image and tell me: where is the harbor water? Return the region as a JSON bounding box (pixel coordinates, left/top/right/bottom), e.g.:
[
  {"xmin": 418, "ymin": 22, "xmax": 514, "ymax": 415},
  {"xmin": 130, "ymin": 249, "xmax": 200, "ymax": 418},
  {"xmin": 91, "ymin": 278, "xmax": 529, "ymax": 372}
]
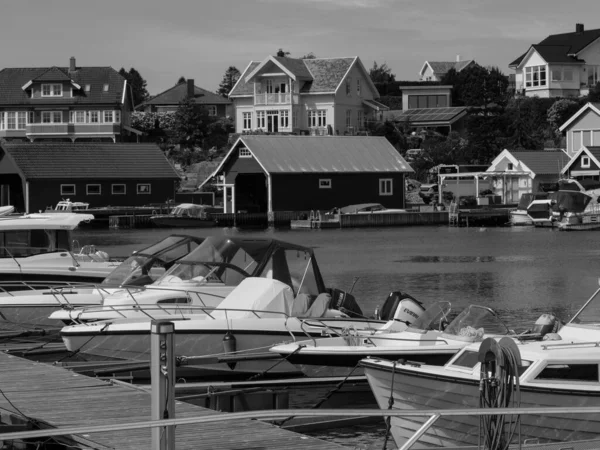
[{"xmin": 73, "ymin": 224, "xmax": 600, "ymax": 449}]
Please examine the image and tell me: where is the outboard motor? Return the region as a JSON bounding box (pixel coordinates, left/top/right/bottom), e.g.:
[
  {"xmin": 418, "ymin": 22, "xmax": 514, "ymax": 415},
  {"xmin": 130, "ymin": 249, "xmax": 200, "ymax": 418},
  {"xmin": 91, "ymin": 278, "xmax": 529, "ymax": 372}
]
[
  {"xmin": 327, "ymin": 288, "xmax": 364, "ymax": 318},
  {"xmin": 375, "ymin": 291, "xmax": 426, "ymax": 324},
  {"xmin": 520, "ymin": 313, "xmax": 563, "ymax": 340}
]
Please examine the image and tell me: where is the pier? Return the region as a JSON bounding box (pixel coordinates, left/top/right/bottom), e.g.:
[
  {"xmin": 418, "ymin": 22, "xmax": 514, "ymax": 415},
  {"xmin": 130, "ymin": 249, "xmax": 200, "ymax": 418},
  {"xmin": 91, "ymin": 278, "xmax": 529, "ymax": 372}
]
[{"xmin": 0, "ymin": 352, "xmax": 347, "ymax": 449}]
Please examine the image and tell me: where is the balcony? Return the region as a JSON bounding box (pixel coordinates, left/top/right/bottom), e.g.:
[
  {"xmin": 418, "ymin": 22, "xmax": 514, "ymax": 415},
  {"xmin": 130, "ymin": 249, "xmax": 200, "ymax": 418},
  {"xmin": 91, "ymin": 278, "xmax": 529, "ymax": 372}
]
[
  {"xmin": 26, "ymin": 123, "xmax": 120, "ymax": 140},
  {"xmin": 254, "ymin": 93, "xmax": 292, "ymax": 105}
]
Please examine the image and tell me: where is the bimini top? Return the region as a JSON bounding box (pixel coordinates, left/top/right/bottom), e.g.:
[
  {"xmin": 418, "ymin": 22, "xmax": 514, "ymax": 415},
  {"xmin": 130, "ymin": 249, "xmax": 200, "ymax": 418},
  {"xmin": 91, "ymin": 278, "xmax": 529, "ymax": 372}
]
[{"xmin": 0, "ymin": 213, "xmax": 94, "ymax": 231}]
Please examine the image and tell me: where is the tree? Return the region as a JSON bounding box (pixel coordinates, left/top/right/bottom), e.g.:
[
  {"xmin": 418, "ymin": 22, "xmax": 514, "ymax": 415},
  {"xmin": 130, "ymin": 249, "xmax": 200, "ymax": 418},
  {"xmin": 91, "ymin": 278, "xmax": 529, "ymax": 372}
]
[
  {"xmin": 369, "ymin": 61, "xmax": 396, "ymax": 84},
  {"xmin": 547, "ymin": 98, "xmax": 580, "ymax": 138},
  {"xmin": 118, "ymin": 67, "xmax": 150, "ymax": 107},
  {"xmin": 177, "ymin": 76, "xmax": 186, "ymax": 85},
  {"xmin": 588, "ymin": 82, "xmax": 600, "ymax": 103},
  {"xmin": 442, "ymin": 64, "xmax": 509, "ymax": 110},
  {"xmin": 217, "ymin": 66, "xmax": 241, "ymax": 98},
  {"xmin": 301, "ymin": 52, "xmax": 317, "ymax": 59},
  {"xmin": 276, "ymin": 48, "xmax": 291, "ymax": 57}
]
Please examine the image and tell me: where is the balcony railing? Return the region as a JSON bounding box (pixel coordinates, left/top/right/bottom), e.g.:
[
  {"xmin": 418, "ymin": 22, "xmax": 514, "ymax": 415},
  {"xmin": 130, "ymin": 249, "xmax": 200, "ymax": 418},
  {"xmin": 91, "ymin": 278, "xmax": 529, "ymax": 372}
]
[
  {"xmin": 26, "ymin": 123, "xmax": 120, "ymax": 136},
  {"xmin": 254, "ymin": 93, "xmax": 292, "ymax": 105}
]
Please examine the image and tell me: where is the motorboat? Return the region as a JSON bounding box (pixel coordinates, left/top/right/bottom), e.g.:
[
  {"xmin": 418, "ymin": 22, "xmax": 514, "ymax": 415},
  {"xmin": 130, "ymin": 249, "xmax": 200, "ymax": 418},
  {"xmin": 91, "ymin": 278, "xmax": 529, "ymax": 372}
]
[
  {"xmin": 527, "ymin": 198, "xmax": 554, "ymax": 227},
  {"xmin": 552, "ymin": 180, "xmax": 600, "ymax": 230},
  {"xmin": 59, "ymin": 277, "xmax": 392, "ymax": 377},
  {"xmin": 0, "ymin": 205, "xmax": 15, "ymax": 216},
  {"xmin": 150, "ymin": 203, "xmax": 217, "ymax": 228},
  {"xmin": 50, "ymin": 235, "xmax": 332, "ymax": 324},
  {"xmin": 511, "ymin": 193, "xmax": 548, "ymax": 226},
  {"xmin": 45, "ymin": 199, "xmax": 90, "ymax": 213},
  {"xmin": 360, "ymin": 283, "xmax": 600, "ymax": 449},
  {"xmin": 0, "ymin": 213, "xmax": 117, "ymax": 288},
  {"xmin": 270, "ymin": 302, "xmax": 513, "ymax": 377},
  {"xmin": 0, "ymin": 234, "xmax": 204, "ymax": 330}
]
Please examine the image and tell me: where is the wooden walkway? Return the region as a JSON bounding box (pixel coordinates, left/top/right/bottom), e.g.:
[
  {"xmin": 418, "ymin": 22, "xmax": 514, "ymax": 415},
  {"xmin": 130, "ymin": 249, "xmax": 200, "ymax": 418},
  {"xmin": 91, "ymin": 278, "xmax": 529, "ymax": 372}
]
[{"xmin": 0, "ymin": 352, "xmax": 347, "ymax": 449}]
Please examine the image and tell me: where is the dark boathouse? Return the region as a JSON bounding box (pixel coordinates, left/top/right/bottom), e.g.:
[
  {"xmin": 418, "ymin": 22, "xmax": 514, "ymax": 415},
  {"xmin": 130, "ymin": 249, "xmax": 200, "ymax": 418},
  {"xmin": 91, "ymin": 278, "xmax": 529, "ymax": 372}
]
[
  {"xmin": 0, "ymin": 142, "xmax": 180, "ymax": 213},
  {"xmin": 203, "ymin": 135, "xmax": 413, "ymax": 213}
]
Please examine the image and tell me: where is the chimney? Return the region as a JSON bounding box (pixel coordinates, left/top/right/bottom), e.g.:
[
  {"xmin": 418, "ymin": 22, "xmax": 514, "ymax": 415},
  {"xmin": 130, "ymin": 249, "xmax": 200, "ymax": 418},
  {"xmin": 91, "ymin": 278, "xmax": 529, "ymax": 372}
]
[
  {"xmin": 187, "ymin": 79, "xmax": 195, "ymax": 99},
  {"xmin": 69, "ymin": 56, "xmax": 76, "ymax": 73},
  {"xmin": 456, "ymin": 54, "xmax": 461, "ymax": 62},
  {"xmin": 576, "ymin": 23, "xmax": 584, "ymax": 33}
]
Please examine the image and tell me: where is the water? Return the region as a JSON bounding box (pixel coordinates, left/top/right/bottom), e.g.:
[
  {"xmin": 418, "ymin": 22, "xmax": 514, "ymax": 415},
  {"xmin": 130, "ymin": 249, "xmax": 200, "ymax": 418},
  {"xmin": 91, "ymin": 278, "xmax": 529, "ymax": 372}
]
[{"xmin": 72, "ymin": 225, "xmax": 600, "ymax": 448}]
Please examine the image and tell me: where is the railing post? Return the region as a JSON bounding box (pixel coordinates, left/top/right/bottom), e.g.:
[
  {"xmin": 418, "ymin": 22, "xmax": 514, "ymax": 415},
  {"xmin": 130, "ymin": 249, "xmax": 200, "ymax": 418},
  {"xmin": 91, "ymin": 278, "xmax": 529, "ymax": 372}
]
[{"xmin": 151, "ymin": 320, "xmax": 176, "ymax": 450}]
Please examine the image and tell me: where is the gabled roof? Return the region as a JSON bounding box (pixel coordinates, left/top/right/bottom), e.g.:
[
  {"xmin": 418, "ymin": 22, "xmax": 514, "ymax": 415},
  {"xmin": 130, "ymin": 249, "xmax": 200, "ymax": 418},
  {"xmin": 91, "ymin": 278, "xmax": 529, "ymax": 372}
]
[
  {"xmin": 202, "ymin": 136, "xmax": 412, "ymax": 185},
  {"xmin": 229, "ymin": 56, "xmax": 374, "ymax": 97},
  {"xmin": 509, "ymin": 151, "xmax": 569, "ymax": 176},
  {"xmin": 0, "ymin": 67, "xmax": 126, "ymax": 105},
  {"xmin": 559, "ymin": 102, "xmax": 600, "ymax": 131},
  {"xmin": 561, "ymin": 146, "xmax": 600, "ymax": 174},
  {"xmin": 420, "ymin": 60, "xmax": 474, "ymax": 77},
  {"xmin": 0, "ymin": 143, "xmax": 179, "ymax": 179},
  {"xmin": 510, "ymin": 26, "xmax": 600, "ymax": 67},
  {"xmin": 137, "ymin": 82, "xmax": 230, "ymax": 108}
]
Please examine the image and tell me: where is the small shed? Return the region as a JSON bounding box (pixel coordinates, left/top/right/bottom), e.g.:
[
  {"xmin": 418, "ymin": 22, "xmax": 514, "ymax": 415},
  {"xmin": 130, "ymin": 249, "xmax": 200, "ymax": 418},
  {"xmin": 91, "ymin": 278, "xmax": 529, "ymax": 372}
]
[
  {"xmin": 201, "ymin": 135, "xmax": 413, "ymax": 213},
  {"xmin": 0, "ymin": 142, "xmax": 180, "ymax": 213}
]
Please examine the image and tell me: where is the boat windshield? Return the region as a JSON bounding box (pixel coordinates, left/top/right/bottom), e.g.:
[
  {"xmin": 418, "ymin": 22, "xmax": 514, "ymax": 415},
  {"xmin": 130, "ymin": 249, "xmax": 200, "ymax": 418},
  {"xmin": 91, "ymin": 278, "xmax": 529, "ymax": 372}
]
[
  {"xmin": 154, "ymin": 236, "xmax": 324, "ymax": 296},
  {"xmin": 171, "ymin": 205, "xmax": 208, "ymax": 218},
  {"xmin": 0, "ymin": 229, "xmax": 71, "ymax": 258},
  {"xmin": 410, "ymin": 301, "xmax": 451, "ymax": 331},
  {"xmin": 568, "ymin": 285, "xmax": 600, "ymax": 325},
  {"xmin": 443, "ymin": 305, "xmax": 510, "ymax": 339},
  {"xmin": 101, "ymin": 236, "xmax": 202, "ymax": 286}
]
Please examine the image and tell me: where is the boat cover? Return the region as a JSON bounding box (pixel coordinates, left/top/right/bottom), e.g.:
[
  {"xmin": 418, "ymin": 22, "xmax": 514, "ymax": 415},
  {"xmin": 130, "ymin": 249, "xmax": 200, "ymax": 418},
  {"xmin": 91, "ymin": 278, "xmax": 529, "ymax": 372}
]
[
  {"xmin": 553, "ymin": 191, "xmax": 591, "ymax": 213},
  {"xmin": 210, "ymin": 278, "xmax": 295, "ymax": 319}
]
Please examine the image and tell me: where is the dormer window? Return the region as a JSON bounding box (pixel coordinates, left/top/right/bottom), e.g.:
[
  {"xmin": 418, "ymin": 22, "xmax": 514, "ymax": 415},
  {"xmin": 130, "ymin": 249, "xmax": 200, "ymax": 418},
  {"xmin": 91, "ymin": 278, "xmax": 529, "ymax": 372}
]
[
  {"xmin": 85, "ymin": 85, "xmax": 91, "ymax": 92},
  {"xmin": 42, "ymin": 84, "xmax": 62, "ymax": 97},
  {"xmin": 582, "ymin": 156, "xmax": 591, "ymax": 168},
  {"xmin": 103, "ymin": 84, "xmax": 109, "ymax": 92}
]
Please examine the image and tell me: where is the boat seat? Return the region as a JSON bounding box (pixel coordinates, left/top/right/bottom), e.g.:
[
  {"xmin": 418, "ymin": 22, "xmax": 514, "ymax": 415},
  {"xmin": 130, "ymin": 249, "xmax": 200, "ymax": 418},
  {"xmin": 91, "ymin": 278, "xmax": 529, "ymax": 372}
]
[
  {"xmin": 291, "ymin": 293, "xmax": 314, "ymax": 317},
  {"xmin": 304, "ymin": 293, "xmax": 332, "ymax": 317}
]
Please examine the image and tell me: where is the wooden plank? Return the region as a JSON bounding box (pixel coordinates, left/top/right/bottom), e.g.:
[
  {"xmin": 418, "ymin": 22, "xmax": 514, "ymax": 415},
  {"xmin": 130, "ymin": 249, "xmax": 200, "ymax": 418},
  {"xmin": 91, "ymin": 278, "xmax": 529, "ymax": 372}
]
[{"xmin": 0, "ymin": 353, "xmax": 347, "ymax": 449}]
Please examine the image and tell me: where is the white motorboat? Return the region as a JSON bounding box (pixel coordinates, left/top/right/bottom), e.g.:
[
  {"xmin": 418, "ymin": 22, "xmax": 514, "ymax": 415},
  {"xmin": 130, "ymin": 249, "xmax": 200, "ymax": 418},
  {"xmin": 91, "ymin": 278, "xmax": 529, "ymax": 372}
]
[
  {"xmin": 0, "ymin": 205, "xmax": 15, "ymax": 216},
  {"xmin": 270, "ymin": 303, "xmax": 513, "ymax": 377},
  {"xmin": 59, "ymin": 276, "xmax": 389, "ymax": 377},
  {"xmin": 510, "ymin": 193, "xmax": 549, "ymax": 226},
  {"xmin": 361, "ymin": 283, "xmax": 600, "ymax": 449},
  {"xmin": 50, "ymin": 235, "xmax": 333, "ymax": 325},
  {"xmin": 553, "ymin": 181, "xmax": 600, "ymax": 230},
  {"xmin": 45, "ymin": 199, "xmax": 90, "ymax": 213},
  {"xmin": 527, "ymin": 198, "xmax": 554, "ymax": 227},
  {"xmin": 0, "ymin": 234, "xmax": 204, "ymax": 330},
  {"xmin": 0, "ymin": 213, "xmax": 117, "ymax": 288}
]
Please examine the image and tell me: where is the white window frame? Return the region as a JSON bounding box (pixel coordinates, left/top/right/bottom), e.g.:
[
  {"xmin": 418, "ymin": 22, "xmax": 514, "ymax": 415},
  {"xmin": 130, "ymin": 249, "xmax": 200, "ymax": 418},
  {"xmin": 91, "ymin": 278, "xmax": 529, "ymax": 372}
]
[
  {"xmin": 239, "ymin": 147, "xmax": 252, "ymax": 158},
  {"xmin": 242, "ymin": 112, "xmax": 252, "ymax": 130},
  {"xmin": 6, "ymin": 112, "xmax": 16, "ymax": 129},
  {"xmin": 103, "ymin": 111, "xmax": 114, "ymax": 123},
  {"xmin": 280, "ymin": 110, "xmax": 289, "ymax": 128},
  {"xmin": 71, "ymin": 111, "xmax": 87, "ymax": 123},
  {"xmin": 86, "ymin": 184, "xmax": 101, "ymax": 195},
  {"xmin": 41, "ymin": 84, "xmax": 63, "ymax": 97},
  {"xmin": 89, "ymin": 111, "xmax": 100, "ymax": 123},
  {"xmin": 346, "ymin": 110, "xmax": 352, "ymax": 128},
  {"xmin": 16, "ymin": 112, "xmax": 26, "ymax": 130},
  {"xmin": 61, "ymin": 184, "xmax": 76, "ymax": 196},
  {"xmin": 137, "ymin": 184, "xmax": 151, "ymax": 194},
  {"xmin": 256, "ymin": 111, "xmax": 266, "ymax": 129},
  {"xmin": 27, "ymin": 111, "xmax": 34, "ymax": 124},
  {"xmin": 308, "ymin": 110, "xmax": 327, "ymax": 128},
  {"xmin": 379, "ymin": 178, "xmax": 393, "ymax": 196},
  {"xmin": 41, "ymin": 111, "xmax": 62, "ymax": 124},
  {"xmin": 112, "ymin": 184, "xmax": 126, "ymax": 195},
  {"xmin": 346, "ymin": 77, "xmax": 352, "ymax": 96},
  {"xmin": 525, "ymin": 65, "xmax": 547, "ymax": 88},
  {"xmin": 207, "ymin": 105, "xmax": 217, "ymax": 116},
  {"xmin": 582, "ymin": 156, "xmax": 591, "ymax": 168},
  {"xmin": 319, "ymin": 178, "xmax": 332, "ymax": 189}
]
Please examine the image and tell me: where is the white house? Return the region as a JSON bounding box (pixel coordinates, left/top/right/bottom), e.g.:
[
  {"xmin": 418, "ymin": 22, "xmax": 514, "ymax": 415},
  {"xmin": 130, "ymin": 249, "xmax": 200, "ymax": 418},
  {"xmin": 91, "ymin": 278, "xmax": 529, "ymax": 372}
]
[
  {"xmin": 509, "ymin": 23, "xmax": 600, "ymax": 98},
  {"xmin": 418, "ymin": 56, "xmax": 475, "ymax": 82},
  {"xmin": 559, "ymin": 102, "xmax": 600, "ymax": 158},
  {"xmin": 228, "ymin": 55, "xmax": 388, "ymax": 135}
]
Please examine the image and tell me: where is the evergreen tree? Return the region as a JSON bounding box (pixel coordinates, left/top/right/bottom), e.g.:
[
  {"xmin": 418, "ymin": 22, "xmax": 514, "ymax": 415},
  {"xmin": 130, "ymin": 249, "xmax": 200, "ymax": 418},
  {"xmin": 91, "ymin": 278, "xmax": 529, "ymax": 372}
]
[
  {"xmin": 177, "ymin": 76, "xmax": 186, "ymax": 85},
  {"xmin": 217, "ymin": 66, "xmax": 241, "ymax": 98},
  {"xmin": 369, "ymin": 61, "xmax": 396, "ymax": 83},
  {"xmin": 118, "ymin": 67, "xmax": 150, "ymax": 107}
]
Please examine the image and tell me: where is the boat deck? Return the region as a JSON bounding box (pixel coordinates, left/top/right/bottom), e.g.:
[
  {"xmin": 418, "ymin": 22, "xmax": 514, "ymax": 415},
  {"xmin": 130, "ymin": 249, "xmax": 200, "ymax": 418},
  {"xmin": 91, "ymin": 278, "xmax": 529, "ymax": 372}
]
[{"xmin": 0, "ymin": 352, "xmax": 347, "ymax": 449}]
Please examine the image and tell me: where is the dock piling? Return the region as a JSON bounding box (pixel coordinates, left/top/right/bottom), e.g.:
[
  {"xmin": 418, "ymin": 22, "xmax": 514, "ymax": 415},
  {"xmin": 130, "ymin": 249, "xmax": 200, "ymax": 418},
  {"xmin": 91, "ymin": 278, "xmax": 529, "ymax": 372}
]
[{"xmin": 151, "ymin": 320, "xmax": 176, "ymax": 450}]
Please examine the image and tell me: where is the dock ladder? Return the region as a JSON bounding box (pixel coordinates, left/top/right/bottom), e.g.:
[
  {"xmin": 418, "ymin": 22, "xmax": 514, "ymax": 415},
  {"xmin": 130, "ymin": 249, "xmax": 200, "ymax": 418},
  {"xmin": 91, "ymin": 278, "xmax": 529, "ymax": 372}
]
[{"xmin": 449, "ymin": 202, "xmax": 459, "ymax": 226}]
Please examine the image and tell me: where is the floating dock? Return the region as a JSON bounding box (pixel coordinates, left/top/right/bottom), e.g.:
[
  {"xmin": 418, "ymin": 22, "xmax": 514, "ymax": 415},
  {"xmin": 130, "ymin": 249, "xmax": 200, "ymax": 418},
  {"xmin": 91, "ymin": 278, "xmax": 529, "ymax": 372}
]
[{"xmin": 0, "ymin": 352, "xmax": 347, "ymax": 449}]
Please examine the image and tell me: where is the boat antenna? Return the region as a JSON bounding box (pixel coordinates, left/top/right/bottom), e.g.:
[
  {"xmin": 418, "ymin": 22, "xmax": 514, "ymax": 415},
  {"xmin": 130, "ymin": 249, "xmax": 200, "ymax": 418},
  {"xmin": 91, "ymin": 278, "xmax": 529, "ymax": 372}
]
[{"xmin": 349, "ymin": 277, "xmax": 360, "ymax": 294}]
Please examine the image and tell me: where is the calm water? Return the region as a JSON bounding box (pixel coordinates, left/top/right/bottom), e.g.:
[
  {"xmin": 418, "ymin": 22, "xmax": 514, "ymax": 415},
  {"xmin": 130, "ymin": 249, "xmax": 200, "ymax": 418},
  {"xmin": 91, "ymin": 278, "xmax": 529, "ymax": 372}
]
[{"xmin": 73, "ymin": 225, "xmax": 600, "ymax": 449}]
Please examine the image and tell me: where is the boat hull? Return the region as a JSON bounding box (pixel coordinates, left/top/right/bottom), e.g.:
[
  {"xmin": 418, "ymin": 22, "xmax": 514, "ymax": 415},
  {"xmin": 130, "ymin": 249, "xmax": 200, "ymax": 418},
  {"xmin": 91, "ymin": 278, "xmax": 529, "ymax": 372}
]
[
  {"xmin": 363, "ymin": 359, "xmax": 600, "ymax": 448},
  {"xmin": 510, "ymin": 210, "xmax": 533, "ymax": 226}
]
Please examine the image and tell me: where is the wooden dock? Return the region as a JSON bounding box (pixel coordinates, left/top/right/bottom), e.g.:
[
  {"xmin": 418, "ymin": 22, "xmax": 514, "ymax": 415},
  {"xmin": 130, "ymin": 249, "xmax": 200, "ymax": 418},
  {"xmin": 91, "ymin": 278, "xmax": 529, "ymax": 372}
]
[{"xmin": 0, "ymin": 352, "xmax": 347, "ymax": 449}]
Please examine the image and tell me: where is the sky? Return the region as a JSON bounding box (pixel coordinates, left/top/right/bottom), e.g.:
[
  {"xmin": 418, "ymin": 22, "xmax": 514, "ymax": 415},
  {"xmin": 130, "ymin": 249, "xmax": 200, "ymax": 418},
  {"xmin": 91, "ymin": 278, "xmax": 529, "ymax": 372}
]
[{"xmin": 0, "ymin": 0, "xmax": 598, "ymax": 96}]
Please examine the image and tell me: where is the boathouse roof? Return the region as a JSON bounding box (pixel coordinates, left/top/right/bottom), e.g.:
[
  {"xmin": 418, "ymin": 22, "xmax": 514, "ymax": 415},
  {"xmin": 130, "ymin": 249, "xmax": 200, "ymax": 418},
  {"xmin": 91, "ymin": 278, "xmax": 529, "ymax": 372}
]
[
  {"xmin": 509, "ymin": 150, "xmax": 570, "ymax": 176},
  {"xmin": 0, "ymin": 142, "xmax": 179, "ymax": 179}
]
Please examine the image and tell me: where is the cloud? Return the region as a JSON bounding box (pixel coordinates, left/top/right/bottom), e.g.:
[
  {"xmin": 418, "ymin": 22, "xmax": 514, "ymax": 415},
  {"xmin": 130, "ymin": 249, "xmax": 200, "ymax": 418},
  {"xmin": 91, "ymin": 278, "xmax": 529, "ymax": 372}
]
[{"xmin": 259, "ymin": 0, "xmax": 392, "ymax": 8}]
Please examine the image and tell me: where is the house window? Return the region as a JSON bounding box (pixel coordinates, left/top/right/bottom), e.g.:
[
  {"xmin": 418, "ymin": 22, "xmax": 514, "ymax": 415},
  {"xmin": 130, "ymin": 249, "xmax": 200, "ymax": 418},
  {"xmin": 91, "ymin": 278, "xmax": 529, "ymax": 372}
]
[
  {"xmin": 6, "ymin": 112, "xmax": 16, "ymax": 129},
  {"xmin": 242, "ymin": 112, "xmax": 252, "ymax": 130},
  {"xmin": 207, "ymin": 105, "xmax": 217, "ymax": 116},
  {"xmin": 104, "ymin": 111, "xmax": 114, "ymax": 123},
  {"xmin": 17, "ymin": 112, "xmax": 26, "ymax": 130},
  {"xmin": 307, "ymin": 110, "xmax": 326, "ymax": 127},
  {"xmin": 28, "ymin": 111, "xmax": 34, "ymax": 123},
  {"xmin": 42, "ymin": 84, "xmax": 63, "ymax": 97},
  {"xmin": 379, "ymin": 179, "xmax": 393, "ymax": 196},
  {"xmin": 61, "ymin": 184, "xmax": 76, "ymax": 196},
  {"xmin": 357, "ymin": 79, "xmax": 361, "ymax": 96},
  {"xmin": 280, "ymin": 110, "xmax": 289, "ymax": 128},
  {"xmin": 72, "ymin": 111, "xmax": 86, "ymax": 123},
  {"xmin": 89, "ymin": 111, "xmax": 100, "ymax": 123},
  {"xmin": 346, "ymin": 110, "xmax": 352, "ymax": 128},
  {"xmin": 86, "ymin": 184, "xmax": 101, "ymax": 195},
  {"xmin": 319, "ymin": 179, "xmax": 331, "ymax": 189},
  {"xmin": 256, "ymin": 111, "xmax": 266, "ymax": 129},
  {"xmin": 551, "ymin": 69, "xmax": 562, "ymax": 82},
  {"xmin": 137, "ymin": 184, "xmax": 151, "ymax": 194},
  {"xmin": 582, "ymin": 156, "xmax": 591, "ymax": 168},
  {"xmin": 408, "ymin": 95, "xmax": 448, "ymax": 109},
  {"xmin": 357, "ymin": 111, "xmax": 363, "ymax": 129},
  {"xmin": 525, "ymin": 66, "xmax": 547, "ymax": 87},
  {"xmin": 266, "ymin": 79, "xmax": 273, "ymax": 93},
  {"xmin": 507, "ymin": 163, "xmax": 514, "ymax": 170},
  {"xmin": 84, "ymin": 84, "xmax": 91, "ymax": 92},
  {"xmin": 103, "ymin": 84, "xmax": 109, "ymax": 92},
  {"xmin": 115, "ymin": 110, "xmax": 121, "ymax": 123},
  {"xmin": 41, "ymin": 111, "xmax": 62, "ymax": 123},
  {"xmin": 112, "ymin": 184, "xmax": 126, "ymax": 195},
  {"xmin": 0, "ymin": 113, "xmax": 4, "ymax": 130},
  {"xmin": 239, "ymin": 147, "xmax": 251, "ymax": 158},
  {"xmin": 292, "ymin": 111, "xmax": 298, "ymax": 128},
  {"xmin": 346, "ymin": 77, "xmax": 352, "ymax": 95}
]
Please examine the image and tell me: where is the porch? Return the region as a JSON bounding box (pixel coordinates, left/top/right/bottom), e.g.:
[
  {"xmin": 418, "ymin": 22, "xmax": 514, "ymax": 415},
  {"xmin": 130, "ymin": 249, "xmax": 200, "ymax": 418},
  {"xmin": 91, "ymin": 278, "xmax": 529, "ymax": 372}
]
[{"xmin": 26, "ymin": 123, "xmax": 121, "ymax": 142}]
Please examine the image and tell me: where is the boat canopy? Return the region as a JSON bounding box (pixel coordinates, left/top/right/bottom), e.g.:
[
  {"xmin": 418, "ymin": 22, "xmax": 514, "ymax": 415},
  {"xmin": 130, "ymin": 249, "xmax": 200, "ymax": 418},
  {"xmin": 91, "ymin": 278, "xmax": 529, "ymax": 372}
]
[
  {"xmin": 553, "ymin": 191, "xmax": 592, "ymax": 213},
  {"xmin": 101, "ymin": 235, "xmax": 204, "ymax": 286},
  {"xmin": 170, "ymin": 204, "xmax": 214, "ymax": 218},
  {"xmin": 154, "ymin": 236, "xmax": 326, "ymax": 297}
]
